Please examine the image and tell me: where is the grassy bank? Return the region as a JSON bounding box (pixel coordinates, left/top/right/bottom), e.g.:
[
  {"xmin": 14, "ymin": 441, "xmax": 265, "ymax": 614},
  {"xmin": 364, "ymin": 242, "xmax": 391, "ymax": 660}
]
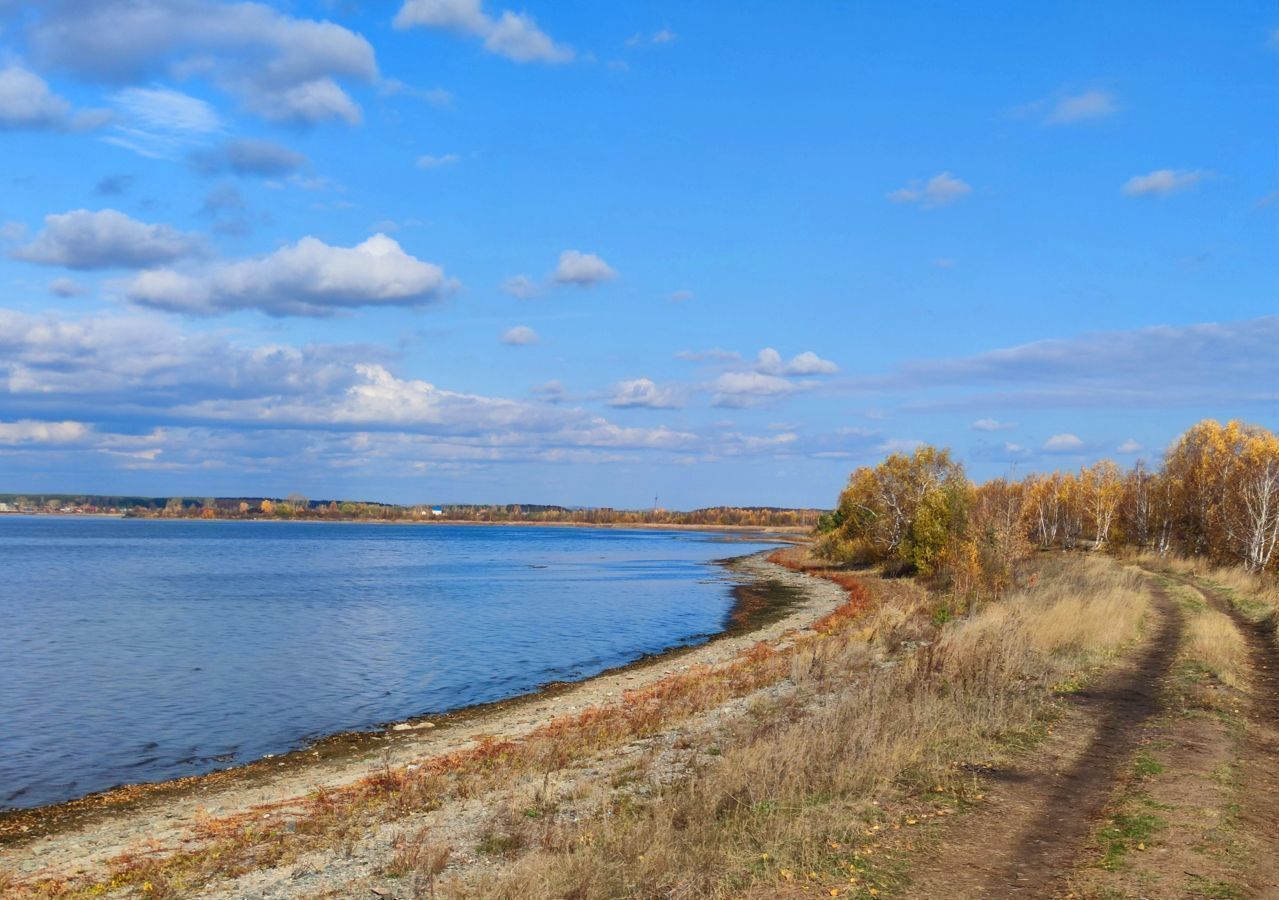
[{"xmin": 442, "ymin": 553, "xmax": 1151, "ymax": 898}]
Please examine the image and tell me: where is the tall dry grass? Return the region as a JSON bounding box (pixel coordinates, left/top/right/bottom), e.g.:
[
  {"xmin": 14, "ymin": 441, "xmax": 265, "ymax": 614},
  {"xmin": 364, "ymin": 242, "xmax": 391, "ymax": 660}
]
[
  {"xmin": 1142, "ymin": 553, "xmax": 1279, "ymax": 625},
  {"xmin": 449, "ymin": 555, "xmax": 1152, "ymax": 899}
]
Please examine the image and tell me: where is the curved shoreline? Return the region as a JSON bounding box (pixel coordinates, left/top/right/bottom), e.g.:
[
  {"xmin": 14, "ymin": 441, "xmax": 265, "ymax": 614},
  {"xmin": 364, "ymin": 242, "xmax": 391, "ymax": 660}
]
[{"xmin": 0, "ymin": 547, "xmax": 827, "ymax": 855}]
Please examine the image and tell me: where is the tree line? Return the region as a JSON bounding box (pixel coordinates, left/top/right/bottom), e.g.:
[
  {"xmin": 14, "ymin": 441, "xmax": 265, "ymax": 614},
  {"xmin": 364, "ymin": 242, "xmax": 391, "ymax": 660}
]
[{"xmin": 816, "ymin": 419, "xmax": 1279, "ymax": 604}]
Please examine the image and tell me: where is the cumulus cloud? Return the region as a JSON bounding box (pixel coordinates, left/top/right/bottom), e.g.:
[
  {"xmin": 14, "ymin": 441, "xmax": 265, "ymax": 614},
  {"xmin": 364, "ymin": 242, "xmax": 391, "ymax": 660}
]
[
  {"xmin": 0, "ymin": 307, "xmax": 868, "ymax": 485},
  {"xmin": 1043, "ymin": 433, "xmax": 1084, "ymax": 452},
  {"xmin": 607, "ymin": 378, "xmax": 680, "ymax": 409},
  {"xmin": 190, "ymin": 138, "xmax": 306, "ymax": 177},
  {"xmin": 501, "ymin": 274, "xmax": 539, "ymax": 298},
  {"xmin": 888, "ymin": 172, "xmax": 971, "ymax": 208},
  {"xmin": 552, "ymin": 249, "xmax": 617, "ymax": 286},
  {"xmin": 1117, "ymin": 439, "xmax": 1143, "ymax": 453},
  {"xmin": 394, "ymin": 0, "xmax": 573, "ymax": 64},
  {"xmin": 501, "ymin": 325, "xmax": 538, "ymax": 345},
  {"xmin": 126, "ymin": 233, "xmax": 455, "ymax": 317},
  {"xmin": 21, "ymin": 0, "xmax": 376, "ymax": 126},
  {"xmin": 13, "ymin": 209, "xmax": 200, "ymax": 270},
  {"xmin": 754, "ymin": 348, "xmax": 838, "ymax": 375},
  {"xmin": 971, "ymin": 418, "xmax": 1015, "ymax": 432},
  {"xmin": 0, "ymin": 64, "xmax": 110, "ymax": 131},
  {"xmin": 0, "ymin": 419, "xmax": 92, "ymax": 445},
  {"xmin": 709, "ymin": 371, "xmax": 807, "ymax": 408},
  {"xmin": 1122, "ymin": 169, "xmax": 1207, "ymax": 196}
]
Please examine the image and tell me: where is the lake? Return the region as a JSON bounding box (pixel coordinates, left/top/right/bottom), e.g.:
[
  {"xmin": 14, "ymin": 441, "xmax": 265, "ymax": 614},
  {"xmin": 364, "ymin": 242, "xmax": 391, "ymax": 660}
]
[{"xmin": 0, "ymin": 517, "xmax": 777, "ymax": 810}]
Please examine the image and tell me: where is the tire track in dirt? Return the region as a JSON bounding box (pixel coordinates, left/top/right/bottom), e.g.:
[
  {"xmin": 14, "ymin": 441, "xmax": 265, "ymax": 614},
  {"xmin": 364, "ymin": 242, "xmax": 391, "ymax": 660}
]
[
  {"xmin": 902, "ymin": 580, "xmax": 1182, "ymax": 898},
  {"xmin": 1173, "ymin": 575, "xmax": 1279, "ymax": 897}
]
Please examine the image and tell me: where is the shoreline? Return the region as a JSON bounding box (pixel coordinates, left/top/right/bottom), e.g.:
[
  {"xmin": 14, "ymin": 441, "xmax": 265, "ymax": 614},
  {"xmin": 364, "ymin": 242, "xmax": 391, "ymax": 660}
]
[
  {"xmin": 0, "ymin": 546, "xmax": 816, "ymax": 849},
  {"xmin": 1, "ymin": 512, "xmax": 813, "ymax": 533}
]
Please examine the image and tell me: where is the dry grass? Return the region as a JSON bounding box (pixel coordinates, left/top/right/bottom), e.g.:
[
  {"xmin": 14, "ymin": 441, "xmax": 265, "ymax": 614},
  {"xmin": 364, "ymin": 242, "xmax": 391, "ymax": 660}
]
[
  {"xmin": 1143, "ymin": 553, "xmax": 1279, "ymax": 630},
  {"xmin": 447, "ymin": 554, "xmax": 1152, "ymax": 899},
  {"xmin": 1183, "ymin": 599, "xmax": 1249, "ymax": 691}
]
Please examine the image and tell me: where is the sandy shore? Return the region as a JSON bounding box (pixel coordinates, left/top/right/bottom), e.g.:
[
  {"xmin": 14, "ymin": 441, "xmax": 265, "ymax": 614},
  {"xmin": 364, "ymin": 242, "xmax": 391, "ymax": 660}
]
[{"xmin": 1, "ymin": 550, "xmax": 845, "ymax": 888}]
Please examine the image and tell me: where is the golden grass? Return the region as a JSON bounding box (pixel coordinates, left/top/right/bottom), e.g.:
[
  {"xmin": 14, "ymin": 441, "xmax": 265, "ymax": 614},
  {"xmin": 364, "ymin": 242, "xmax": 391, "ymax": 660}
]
[
  {"xmin": 447, "ymin": 554, "xmax": 1152, "ymax": 899},
  {"xmin": 1143, "ymin": 553, "xmax": 1279, "ymax": 627},
  {"xmin": 1183, "ymin": 600, "xmax": 1249, "ymax": 691}
]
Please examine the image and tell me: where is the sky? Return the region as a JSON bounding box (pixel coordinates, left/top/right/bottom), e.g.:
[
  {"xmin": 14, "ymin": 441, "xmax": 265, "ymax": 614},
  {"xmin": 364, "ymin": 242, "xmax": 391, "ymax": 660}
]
[{"xmin": 0, "ymin": 1, "xmax": 1276, "ymax": 509}]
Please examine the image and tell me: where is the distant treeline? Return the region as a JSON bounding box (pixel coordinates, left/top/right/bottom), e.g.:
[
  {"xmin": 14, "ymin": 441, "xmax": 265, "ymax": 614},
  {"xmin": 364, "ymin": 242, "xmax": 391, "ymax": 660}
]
[
  {"xmin": 0, "ymin": 493, "xmax": 823, "ymax": 528},
  {"xmin": 817, "ymin": 418, "xmax": 1279, "ymax": 607}
]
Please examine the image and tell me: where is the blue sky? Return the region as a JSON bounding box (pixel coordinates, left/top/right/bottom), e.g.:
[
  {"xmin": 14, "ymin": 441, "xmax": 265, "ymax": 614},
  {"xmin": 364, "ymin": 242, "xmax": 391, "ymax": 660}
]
[{"xmin": 0, "ymin": 1, "xmax": 1275, "ymax": 508}]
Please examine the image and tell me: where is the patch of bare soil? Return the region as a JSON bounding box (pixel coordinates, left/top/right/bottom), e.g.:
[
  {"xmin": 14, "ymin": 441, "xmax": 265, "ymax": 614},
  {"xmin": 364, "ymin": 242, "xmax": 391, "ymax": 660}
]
[
  {"xmin": 1065, "ymin": 579, "xmax": 1247, "ymax": 899},
  {"xmin": 900, "ymin": 581, "xmax": 1183, "ymax": 898},
  {"xmin": 1186, "ymin": 577, "xmax": 1279, "ymax": 897}
]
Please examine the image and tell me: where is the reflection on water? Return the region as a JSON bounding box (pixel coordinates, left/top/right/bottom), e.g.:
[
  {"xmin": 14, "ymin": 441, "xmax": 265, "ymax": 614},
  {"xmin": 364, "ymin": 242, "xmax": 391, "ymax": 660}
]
[{"xmin": 0, "ymin": 518, "xmax": 772, "ymax": 810}]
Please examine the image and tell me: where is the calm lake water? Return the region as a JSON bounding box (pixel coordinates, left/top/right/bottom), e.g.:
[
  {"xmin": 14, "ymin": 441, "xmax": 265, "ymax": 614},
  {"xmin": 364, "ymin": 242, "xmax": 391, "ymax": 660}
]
[{"xmin": 0, "ymin": 517, "xmax": 776, "ymax": 811}]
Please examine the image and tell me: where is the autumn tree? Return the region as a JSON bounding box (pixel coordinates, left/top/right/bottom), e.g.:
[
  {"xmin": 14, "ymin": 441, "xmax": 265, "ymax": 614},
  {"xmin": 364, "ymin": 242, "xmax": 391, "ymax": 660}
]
[{"xmin": 820, "ymin": 445, "xmax": 969, "ymax": 574}]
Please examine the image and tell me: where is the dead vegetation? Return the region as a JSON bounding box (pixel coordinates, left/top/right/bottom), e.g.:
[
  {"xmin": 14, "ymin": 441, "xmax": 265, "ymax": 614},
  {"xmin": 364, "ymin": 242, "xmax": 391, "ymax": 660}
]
[{"xmin": 441, "ymin": 554, "xmax": 1152, "ymax": 899}]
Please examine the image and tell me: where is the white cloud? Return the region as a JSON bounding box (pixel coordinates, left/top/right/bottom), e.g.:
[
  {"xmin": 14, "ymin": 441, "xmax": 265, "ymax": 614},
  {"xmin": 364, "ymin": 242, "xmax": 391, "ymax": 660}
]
[
  {"xmin": 0, "ymin": 419, "xmax": 91, "ymax": 445},
  {"xmin": 126, "ymin": 233, "xmax": 455, "ymax": 317},
  {"xmin": 754, "ymin": 347, "xmax": 838, "ymax": 375},
  {"xmin": 0, "ymin": 64, "xmax": 109, "ymax": 131},
  {"xmin": 607, "ymin": 378, "xmax": 680, "ymax": 409},
  {"xmin": 785, "ymin": 350, "xmax": 839, "ymax": 375},
  {"xmin": 239, "ymin": 77, "xmax": 362, "ymax": 125},
  {"xmin": 501, "ymin": 325, "xmax": 538, "ymax": 345},
  {"xmin": 1117, "ymin": 438, "xmax": 1143, "ymax": 453},
  {"xmin": 1045, "ymin": 89, "xmax": 1119, "ymax": 124},
  {"xmin": 710, "ymin": 371, "xmax": 806, "ymax": 408},
  {"xmin": 971, "ymin": 418, "xmax": 1015, "ymax": 432},
  {"xmin": 877, "ymin": 438, "xmax": 925, "ymax": 454},
  {"xmin": 552, "ymin": 249, "xmax": 617, "ymax": 286},
  {"xmin": 888, "ymin": 172, "xmax": 971, "ymax": 208},
  {"xmin": 23, "ymin": 0, "xmax": 376, "ymax": 126},
  {"xmin": 14, "ymin": 209, "xmax": 200, "ymax": 270},
  {"xmin": 1043, "ymin": 433, "xmax": 1084, "ymax": 452},
  {"xmin": 394, "ymin": 0, "xmax": 573, "ymax": 64},
  {"xmin": 105, "ymin": 86, "xmax": 223, "ymax": 158},
  {"xmin": 416, "ymin": 153, "xmax": 460, "ymax": 169},
  {"xmin": 1122, "ymin": 169, "xmax": 1207, "ymax": 196},
  {"xmin": 502, "ymin": 274, "xmax": 540, "ymax": 299}
]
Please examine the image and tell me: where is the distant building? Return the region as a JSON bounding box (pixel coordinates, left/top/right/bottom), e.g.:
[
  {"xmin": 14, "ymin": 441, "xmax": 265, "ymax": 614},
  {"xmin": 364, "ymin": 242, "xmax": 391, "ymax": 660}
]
[{"xmin": 431, "ymin": 507, "xmax": 444, "ymax": 517}]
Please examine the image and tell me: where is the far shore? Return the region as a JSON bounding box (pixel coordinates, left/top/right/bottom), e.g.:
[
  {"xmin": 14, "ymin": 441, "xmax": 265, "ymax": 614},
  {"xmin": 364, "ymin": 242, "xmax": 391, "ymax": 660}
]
[{"xmin": 3, "ymin": 511, "xmax": 813, "ymax": 534}]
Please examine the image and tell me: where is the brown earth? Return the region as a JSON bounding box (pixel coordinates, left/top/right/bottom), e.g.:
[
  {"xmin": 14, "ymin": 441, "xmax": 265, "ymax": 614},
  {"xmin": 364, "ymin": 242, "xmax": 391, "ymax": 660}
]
[
  {"xmin": 901, "ymin": 580, "xmax": 1183, "ymax": 898},
  {"xmin": 1181, "ymin": 575, "xmax": 1279, "ymax": 897}
]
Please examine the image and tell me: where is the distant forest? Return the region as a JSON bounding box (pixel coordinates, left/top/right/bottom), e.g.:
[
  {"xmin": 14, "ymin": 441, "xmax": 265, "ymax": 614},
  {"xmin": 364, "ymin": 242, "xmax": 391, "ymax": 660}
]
[{"xmin": 0, "ymin": 494, "xmax": 824, "ymax": 528}]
